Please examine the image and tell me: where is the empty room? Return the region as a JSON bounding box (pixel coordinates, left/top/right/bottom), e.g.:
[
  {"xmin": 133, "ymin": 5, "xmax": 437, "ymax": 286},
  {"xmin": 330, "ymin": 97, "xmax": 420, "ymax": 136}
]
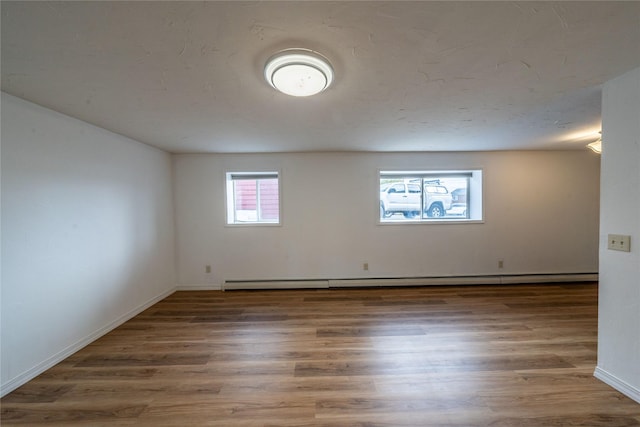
[{"xmin": 1, "ymin": 1, "xmax": 639, "ymax": 425}]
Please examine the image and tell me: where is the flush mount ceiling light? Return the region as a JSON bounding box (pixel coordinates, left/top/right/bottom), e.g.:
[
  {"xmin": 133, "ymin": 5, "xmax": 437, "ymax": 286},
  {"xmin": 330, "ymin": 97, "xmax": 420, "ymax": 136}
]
[
  {"xmin": 587, "ymin": 139, "xmax": 602, "ymax": 153},
  {"xmin": 264, "ymin": 49, "xmax": 334, "ymax": 97},
  {"xmin": 587, "ymin": 132, "xmax": 602, "ymax": 154}
]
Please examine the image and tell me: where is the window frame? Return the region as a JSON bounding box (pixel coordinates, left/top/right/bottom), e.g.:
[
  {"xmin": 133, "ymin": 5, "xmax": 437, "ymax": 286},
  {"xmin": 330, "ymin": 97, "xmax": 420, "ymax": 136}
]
[
  {"xmin": 225, "ymin": 171, "xmax": 282, "ymax": 226},
  {"xmin": 377, "ymin": 169, "xmax": 484, "ymax": 225}
]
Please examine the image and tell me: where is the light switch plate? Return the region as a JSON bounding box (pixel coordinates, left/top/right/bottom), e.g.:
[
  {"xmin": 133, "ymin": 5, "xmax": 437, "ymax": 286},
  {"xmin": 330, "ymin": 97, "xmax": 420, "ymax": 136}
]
[{"xmin": 607, "ymin": 234, "xmax": 631, "ymax": 252}]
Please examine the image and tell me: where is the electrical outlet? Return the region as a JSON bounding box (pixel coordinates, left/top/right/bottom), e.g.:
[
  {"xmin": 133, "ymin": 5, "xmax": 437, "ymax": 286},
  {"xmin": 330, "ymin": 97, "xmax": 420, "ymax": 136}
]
[
  {"xmin": 607, "ymin": 234, "xmax": 631, "ymax": 252},
  {"xmin": 363, "ymin": 262, "xmax": 369, "ymax": 271},
  {"xmin": 205, "ymin": 265, "xmax": 212, "ymax": 273},
  {"xmin": 498, "ymin": 260, "xmax": 504, "ymax": 269}
]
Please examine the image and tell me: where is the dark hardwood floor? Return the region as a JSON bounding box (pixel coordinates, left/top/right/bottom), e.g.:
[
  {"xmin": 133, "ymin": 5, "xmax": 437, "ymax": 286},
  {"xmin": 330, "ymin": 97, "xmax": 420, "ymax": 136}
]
[{"xmin": 2, "ymin": 283, "xmax": 639, "ymax": 426}]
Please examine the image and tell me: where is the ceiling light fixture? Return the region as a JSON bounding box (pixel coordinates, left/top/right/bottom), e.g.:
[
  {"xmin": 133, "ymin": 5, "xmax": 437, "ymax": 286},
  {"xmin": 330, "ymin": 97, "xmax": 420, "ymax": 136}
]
[
  {"xmin": 264, "ymin": 49, "xmax": 334, "ymax": 97},
  {"xmin": 587, "ymin": 132, "xmax": 602, "ymax": 154},
  {"xmin": 587, "ymin": 139, "xmax": 602, "ymax": 153}
]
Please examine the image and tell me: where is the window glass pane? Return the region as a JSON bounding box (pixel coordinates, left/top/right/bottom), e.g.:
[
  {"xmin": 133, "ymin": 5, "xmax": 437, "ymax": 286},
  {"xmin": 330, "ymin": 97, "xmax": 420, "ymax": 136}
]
[
  {"xmin": 258, "ymin": 178, "xmax": 279, "ymax": 221},
  {"xmin": 379, "ymin": 171, "xmax": 481, "ymax": 223},
  {"xmin": 233, "ymin": 179, "xmax": 258, "ymax": 222}
]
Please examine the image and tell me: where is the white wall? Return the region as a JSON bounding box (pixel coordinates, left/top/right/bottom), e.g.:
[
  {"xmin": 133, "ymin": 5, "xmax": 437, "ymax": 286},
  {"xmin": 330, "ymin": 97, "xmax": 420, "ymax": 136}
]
[
  {"xmin": 0, "ymin": 93, "xmax": 176, "ymax": 396},
  {"xmin": 174, "ymin": 150, "xmax": 600, "ymax": 287},
  {"xmin": 596, "ymin": 67, "xmax": 640, "ymax": 403}
]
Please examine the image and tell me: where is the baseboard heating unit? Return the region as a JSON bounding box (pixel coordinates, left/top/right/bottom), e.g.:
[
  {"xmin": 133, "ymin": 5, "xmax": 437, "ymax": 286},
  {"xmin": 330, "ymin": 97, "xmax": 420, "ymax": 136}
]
[{"xmin": 222, "ymin": 273, "xmax": 598, "ymax": 290}]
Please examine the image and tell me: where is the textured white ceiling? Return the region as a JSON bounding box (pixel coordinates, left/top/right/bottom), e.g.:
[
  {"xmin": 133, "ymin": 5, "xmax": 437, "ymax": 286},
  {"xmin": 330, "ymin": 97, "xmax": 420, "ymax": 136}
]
[{"xmin": 2, "ymin": 1, "xmax": 640, "ymax": 153}]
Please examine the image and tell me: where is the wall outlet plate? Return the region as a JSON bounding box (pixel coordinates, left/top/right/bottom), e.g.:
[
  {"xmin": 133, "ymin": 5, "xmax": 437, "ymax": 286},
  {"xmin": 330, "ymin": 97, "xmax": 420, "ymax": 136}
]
[{"xmin": 607, "ymin": 234, "xmax": 631, "ymax": 252}]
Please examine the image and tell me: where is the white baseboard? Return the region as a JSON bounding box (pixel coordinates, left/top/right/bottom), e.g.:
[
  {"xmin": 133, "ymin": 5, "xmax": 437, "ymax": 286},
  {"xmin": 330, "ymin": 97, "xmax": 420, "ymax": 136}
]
[
  {"xmin": 499, "ymin": 273, "xmax": 598, "ymax": 284},
  {"xmin": 222, "ymin": 273, "xmax": 598, "ymax": 290},
  {"xmin": 175, "ymin": 283, "xmax": 223, "ymax": 291},
  {"xmin": 594, "ymin": 366, "xmax": 640, "ymax": 404},
  {"xmin": 330, "ymin": 276, "xmax": 496, "ymax": 287},
  {"xmin": 0, "ymin": 287, "xmax": 176, "ymax": 398},
  {"xmin": 223, "ymin": 280, "xmax": 328, "ymax": 290}
]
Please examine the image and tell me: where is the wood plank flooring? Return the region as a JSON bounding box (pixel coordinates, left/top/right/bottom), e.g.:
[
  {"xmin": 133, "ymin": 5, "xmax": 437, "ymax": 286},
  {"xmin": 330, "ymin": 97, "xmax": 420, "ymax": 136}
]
[{"xmin": 2, "ymin": 283, "xmax": 640, "ymax": 426}]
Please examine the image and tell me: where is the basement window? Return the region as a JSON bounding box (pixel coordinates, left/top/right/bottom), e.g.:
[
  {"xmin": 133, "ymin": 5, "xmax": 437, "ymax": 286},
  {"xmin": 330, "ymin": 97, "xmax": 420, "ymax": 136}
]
[
  {"xmin": 379, "ymin": 170, "xmax": 483, "ymax": 223},
  {"xmin": 226, "ymin": 172, "xmax": 280, "ymax": 225}
]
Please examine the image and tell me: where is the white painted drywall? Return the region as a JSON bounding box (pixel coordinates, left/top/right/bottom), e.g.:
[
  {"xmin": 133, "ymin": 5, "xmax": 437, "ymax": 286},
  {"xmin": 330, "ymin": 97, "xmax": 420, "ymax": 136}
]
[
  {"xmin": 0, "ymin": 93, "xmax": 176, "ymax": 395},
  {"xmin": 174, "ymin": 150, "xmax": 600, "ymax": 287},
  {"xmin": 596, "ymin": 67, "xmax": 640, "ymax": 403}
]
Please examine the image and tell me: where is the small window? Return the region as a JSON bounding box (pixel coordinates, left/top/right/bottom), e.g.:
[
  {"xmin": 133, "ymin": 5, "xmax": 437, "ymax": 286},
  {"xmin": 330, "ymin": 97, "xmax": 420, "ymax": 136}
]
[
  {"xmin": 379, "ymin": 170, "xmax": 482, "ymax": 223},
  {"xmin": 226, "ymin": 172, "xmax": 280, "ymax": 225}
]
